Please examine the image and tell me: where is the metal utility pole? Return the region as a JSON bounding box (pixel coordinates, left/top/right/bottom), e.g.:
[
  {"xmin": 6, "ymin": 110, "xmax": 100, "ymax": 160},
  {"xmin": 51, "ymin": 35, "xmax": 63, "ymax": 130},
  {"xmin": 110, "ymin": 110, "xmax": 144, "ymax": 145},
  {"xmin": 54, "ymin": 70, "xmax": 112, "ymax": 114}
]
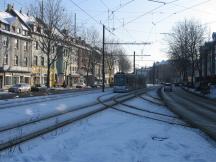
[
  {"xmin": 74, "ymin": 13, "xmax": 77, "ymax": 38},
  {"xmin": 153, "ymin": 62, "xmax": 155, "ymax": 85},
  {"xmin": 41, "ymin": 0, "xmax": 44, "ymax": 21},
  {"xmin": 133, "ymin": 51, "xmax": 135, "ymax": 74},
  {"xmin": 102, "ymin": 25, "xmax": 105, "ymax": 92}
]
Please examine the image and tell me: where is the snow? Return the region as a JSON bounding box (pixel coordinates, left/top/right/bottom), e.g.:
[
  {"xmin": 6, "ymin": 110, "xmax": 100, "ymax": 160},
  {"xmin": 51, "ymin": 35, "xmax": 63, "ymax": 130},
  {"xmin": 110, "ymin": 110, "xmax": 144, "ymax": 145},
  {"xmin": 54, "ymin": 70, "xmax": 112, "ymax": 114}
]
[
  {"xmin": 124, "ymin": 95, "xmax": 176, "ymax": 117},
  {"xmin": 0, "ymin": 91, "xmax": 12, "ymax": 95},
  {"xmin": 13, "ymin": 9, "xmax": 35, "ymax": 25},
  {"xmin": 0, "ymin": 88, "xmax": 215, "ymax": 162},
  {"xmin": 1, "ymin": 110, "xmax": 215, "ymax": 162},
  {"xmin": 0, "ymin": 90, "xmax": 112, "ymax": 129},
  {"xmin": 0, "ymin": 11, "xmax": 16, "ymax": 25},
  {"xmin": 0, "ymin": 29, "xmax": 31, "ymax": 39}
]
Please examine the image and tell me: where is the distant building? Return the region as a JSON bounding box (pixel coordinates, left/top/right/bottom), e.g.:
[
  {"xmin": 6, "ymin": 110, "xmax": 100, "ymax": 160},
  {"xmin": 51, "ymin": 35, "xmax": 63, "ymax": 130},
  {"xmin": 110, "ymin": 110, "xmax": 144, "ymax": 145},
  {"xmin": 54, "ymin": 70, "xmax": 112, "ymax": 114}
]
[
  {"xmin": 199, "ymin": 32, "xmax": 216, "ymax": 83},
  {"xmin": 146, "ymin": 61, "xmax": 179, "ymax": 84}
]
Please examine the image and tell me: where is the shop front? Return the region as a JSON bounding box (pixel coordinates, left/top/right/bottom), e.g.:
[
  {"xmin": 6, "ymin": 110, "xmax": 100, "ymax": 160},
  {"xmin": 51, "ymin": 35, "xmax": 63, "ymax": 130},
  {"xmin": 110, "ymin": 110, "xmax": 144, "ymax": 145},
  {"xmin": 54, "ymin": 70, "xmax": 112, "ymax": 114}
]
[{"xmin": 0, "ymin": 72, "xmax": 31, "ymax": 89}]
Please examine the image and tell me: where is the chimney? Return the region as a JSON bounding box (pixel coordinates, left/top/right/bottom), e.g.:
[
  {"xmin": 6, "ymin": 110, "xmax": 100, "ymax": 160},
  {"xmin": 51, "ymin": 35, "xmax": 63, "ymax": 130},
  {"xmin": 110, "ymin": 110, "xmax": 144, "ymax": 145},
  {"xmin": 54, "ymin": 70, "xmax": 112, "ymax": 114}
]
[
  {"xmin": 6, "ymin": 4, "xmax": 13, "ymax": 12},
  {"xmin": 20, "ymin": 9, "xmax": 22, "ymax": 14}
]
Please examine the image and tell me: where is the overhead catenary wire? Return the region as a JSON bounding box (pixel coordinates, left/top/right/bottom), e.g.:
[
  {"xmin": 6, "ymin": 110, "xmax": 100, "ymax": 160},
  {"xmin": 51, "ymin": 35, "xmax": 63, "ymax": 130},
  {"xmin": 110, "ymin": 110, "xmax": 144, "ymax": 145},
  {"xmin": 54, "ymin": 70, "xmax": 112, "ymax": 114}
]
[
  {"xmin": 115, "ymin": 0, "xmax": 180, "ymax": 30},
  {"xmin": 69, "ymin": 0, "xmax": 115, "ymax": 35},
  {"xmin": 112, "ymin": 0, "xmax": 136, "ymax": 14},
  {"xmin": 148, "ymin": 0, "xmax": 166, "ymax": 5},
  {"xmin": 170, "ymin": 2, "xmax": 216, "ymax": 16},
  {"xmin": 98, "ymin": 0, "xmax": 140, "ymax": 56},
  {"xmin": 155, "ymin": 0, "xmax": 213, "ymax": 24}
]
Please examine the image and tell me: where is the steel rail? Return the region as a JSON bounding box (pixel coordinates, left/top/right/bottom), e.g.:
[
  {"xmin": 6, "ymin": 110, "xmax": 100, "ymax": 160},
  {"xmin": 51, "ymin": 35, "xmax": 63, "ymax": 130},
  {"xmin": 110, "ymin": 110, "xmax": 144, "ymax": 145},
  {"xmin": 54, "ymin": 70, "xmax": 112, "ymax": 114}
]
[
  {"xmin": 108, "ymin": 91, "xmax": 190, "ymax": 127},
  {"xmin": 0, "ymin": 89, "xmax": 142, "ymax": 152},
  {"xmin": 0, "ymin": 89, "xmax": 102, "ymax": 109}
]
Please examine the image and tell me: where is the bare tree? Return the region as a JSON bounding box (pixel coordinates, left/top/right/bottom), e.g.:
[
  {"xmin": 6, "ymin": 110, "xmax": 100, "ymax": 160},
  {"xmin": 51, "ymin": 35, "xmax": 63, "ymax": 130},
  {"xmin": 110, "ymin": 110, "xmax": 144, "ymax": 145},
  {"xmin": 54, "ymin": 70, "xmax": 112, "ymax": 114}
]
[
  {"xmin": 167, "ymin": 19, "xmax": 206, "ymax": 84},
  {"xmin": 31, "ymin": 0, "xmax": 68, "ymax": 87},
  {"xmin": 117, "ymin": 49, "xmax": 131, "ymax": 73},
  {"xmin": 81, "ymin": 27, "xmax": 101, "ymax": 86},
  {"xmin": 105, "ymin": 39, "xmax": 119, "ymax": 85}
]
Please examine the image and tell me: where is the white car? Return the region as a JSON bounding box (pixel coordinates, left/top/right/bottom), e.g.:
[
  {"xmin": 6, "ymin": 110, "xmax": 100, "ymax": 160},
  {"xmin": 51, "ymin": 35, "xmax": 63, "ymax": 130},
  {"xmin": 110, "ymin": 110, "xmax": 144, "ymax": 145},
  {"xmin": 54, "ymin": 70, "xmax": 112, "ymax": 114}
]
[
  {"xmin": 76, "ymin": 83, "xmax": 86, "ymax": 88},
  {"xmin": 9, "ymin": 83, "xmax": 31, "ymax": 93}
]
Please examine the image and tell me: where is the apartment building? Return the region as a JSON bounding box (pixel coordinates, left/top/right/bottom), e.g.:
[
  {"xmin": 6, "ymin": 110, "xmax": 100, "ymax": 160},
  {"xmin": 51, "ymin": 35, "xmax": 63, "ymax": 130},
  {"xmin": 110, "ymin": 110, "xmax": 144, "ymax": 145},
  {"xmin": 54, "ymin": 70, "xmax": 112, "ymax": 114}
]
[
  {"xmin": 0, "ymin": 4, "xmax": 118, "ymax": 89},
  {"xmin": 0, "ymin": 10, "xmax": 32, "ymax": 89}
]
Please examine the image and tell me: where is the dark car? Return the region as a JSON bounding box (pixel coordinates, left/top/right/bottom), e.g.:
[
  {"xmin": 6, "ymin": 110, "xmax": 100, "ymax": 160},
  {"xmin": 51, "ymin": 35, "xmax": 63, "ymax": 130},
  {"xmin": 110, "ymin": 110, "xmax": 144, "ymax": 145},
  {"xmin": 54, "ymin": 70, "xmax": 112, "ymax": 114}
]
[
  {"xmin": 31, "ymin": 84, "xmax": 47, "ymax": 92},
  {"xmin": 164, "ymin": 83, "xmax": 173, "ymax": 92}
]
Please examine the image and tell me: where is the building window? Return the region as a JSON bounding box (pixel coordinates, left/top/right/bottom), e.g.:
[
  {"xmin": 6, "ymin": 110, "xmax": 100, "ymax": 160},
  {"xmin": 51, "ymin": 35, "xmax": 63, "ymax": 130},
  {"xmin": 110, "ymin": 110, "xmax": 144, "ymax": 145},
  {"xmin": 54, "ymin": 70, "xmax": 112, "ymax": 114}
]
[
  {"xmin": 3, "ymin": 36, "xmax": 9, "ymax": 47},
  {"xmin": 33, "ymin": 56, "xmax": 38, "ymax": 66},
  {"xmin": 33, "ymin": 25, "xmax": 37, "ymax": 32},
  {"xmin": 12, "ymin": 26, "xmax": 16, "ymax": 32},
  {"xmin": 14, "ymin": 55, "xmax": 18, "ymax": 66},
  {"xmin": 37, "ymin": 26, "xmax": 41, "ymax": 33},
  {"xmin": 41, "ymin": 56, "xmax": 44, "ymax": 66},
  {"xmin": 23, "ymin": 30, "xmax": 28, "ymax": 36},
  {"xmin": 35, "ymin": 41, "xmax": 39, "ymax": 50},
  {"xmin": 16, "ymin": 28, "xmax": 21, "ymax": 34},
  {"xmin": 5, "ymin": 76, "xmax": 12, "ymax": 85},
  {"xmin": 52, "ymin": 46, "xmax": 55, "ymax": 53},
  {"xmin": 4, "ymin": 54, "xmax": 8, "ymax": 65},
  {"xmin": 24, "ymin": 57, "xmax": 28, "ymax": 66},
  {"xmin": 24, "ymin": 42, "xmax": 28, "ymax": 50},
  {"xmin": 14, "ymin": 39, "xmax": 19, "ymax": 49},
  {"xmin": 12, "ymin": 76, "xmax": 19, "ymax": 85},
  {"xmin": 25, "ymin": 77, "xmax": 30, "ymax": 84}
]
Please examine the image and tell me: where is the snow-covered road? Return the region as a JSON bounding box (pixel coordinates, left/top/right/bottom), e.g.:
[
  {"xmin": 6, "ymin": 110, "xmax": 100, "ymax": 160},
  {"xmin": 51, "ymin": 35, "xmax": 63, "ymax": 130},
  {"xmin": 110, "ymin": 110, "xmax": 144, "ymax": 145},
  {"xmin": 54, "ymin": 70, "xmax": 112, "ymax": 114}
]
[{"xmin": 0, "ymin": 87, "xmax": 215, "ymax": 162}]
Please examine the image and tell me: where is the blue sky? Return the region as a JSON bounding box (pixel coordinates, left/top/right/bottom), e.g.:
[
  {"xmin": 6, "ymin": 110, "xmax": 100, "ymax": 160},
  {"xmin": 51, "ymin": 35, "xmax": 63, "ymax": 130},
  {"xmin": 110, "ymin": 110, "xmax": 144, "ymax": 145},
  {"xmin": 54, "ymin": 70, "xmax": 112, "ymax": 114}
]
[{"xmin": 1, "ymin": 0, "xmax": 216, "ymax": 68}]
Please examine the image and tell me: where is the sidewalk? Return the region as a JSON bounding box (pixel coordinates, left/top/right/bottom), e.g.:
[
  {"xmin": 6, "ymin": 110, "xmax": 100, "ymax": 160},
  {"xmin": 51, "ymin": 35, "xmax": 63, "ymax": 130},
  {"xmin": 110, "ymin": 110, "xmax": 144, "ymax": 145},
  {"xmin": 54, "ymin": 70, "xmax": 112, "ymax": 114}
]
[{"xmin": 182, "ymin": 86, "xmax": 216, "ymax": 100}]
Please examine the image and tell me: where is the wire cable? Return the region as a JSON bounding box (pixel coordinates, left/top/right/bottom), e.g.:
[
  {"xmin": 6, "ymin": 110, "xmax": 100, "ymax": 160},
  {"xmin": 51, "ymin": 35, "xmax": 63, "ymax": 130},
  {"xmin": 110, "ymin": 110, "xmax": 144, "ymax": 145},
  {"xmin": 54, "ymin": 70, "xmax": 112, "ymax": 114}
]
[
  {"xmin": 115, "ymin": 0, "xmax": 180, "ymax": 30},
  {"xmin": 155, "ymin": 0, "xmax": 213, "ymax": 24},
  {"xmin": 69, "ymin": 0, "xmax": 115, "ymax": 35}
]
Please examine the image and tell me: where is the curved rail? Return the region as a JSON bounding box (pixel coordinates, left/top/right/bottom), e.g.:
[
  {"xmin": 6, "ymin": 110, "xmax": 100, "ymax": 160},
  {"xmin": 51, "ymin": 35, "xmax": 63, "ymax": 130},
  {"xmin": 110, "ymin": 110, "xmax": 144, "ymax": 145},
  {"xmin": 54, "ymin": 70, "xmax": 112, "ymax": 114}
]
[
  {"xmin": 0, "ymin": 90, "xmax": 143, "ymax": 152},
  {"xmin": 103, "ymin": 91, "xmax": 191, "ymax": 127},
  {"xmin": 0, "ymin": 92, "xmax": 114, "ymax": 151}
]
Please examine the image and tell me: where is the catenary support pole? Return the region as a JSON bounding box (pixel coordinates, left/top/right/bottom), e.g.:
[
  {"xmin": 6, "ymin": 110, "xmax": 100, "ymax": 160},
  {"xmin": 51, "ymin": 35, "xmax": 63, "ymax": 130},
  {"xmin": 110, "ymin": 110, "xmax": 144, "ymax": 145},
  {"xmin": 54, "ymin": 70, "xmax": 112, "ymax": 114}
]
[
  {"xmin": 74, "ymin": 13, "xmax": 76, "ymax": 38},
  {"xmin": 133, "ymin": 51, "xmax": 135, "ymax": 74},
  {"xmin": 102, "ymin": 25, "xmax": 105, "ymax": 92}
]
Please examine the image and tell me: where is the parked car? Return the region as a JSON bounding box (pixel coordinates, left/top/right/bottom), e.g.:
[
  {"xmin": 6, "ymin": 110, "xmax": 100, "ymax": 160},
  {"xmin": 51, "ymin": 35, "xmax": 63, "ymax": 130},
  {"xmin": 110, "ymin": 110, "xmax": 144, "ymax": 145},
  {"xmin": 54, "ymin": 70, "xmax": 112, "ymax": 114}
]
[
  {"xmin": 76, "ymin": 83, "xmax": 86, "ymax": 88},
  {"xmin": 90, "ymin": 82, "xmax": 103, "ymax": 88},
  {"xmin": 174, "ymin": 82, "xmax": 180, "ymax": 86},
  {"xmin": 31, "ymin": 84, "xmax": 47, "ymax": 92},
  {"xmin": 90, "ymin": 84, "xmax": 98, "ymax": 88},
  {"xmin": 164, "ymin": 83, "xmax": 173, "ymax": 92},
  {"xmin": 8, "ymin": 83, "xmax": 31, "ymax": 93}
]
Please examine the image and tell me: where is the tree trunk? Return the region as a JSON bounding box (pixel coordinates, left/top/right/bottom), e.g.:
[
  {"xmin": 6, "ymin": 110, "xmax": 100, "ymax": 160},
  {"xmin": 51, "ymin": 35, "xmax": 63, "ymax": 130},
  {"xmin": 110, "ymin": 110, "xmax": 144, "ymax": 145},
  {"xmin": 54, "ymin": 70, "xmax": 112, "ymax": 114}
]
[
  {"xmin": 47, "ymin": 56, "xmax": 50, "ymax": 88},
  {"xmin": 86, "ymin": 69, "xmax": 89, "ymax": 86},
  {"xmin": 108, "ymin": 69, "xmax": 112, "ymax": 86},
  {"xmin": 47, "ymin": 65, "xmax": 50, "ymax": 88},
  {"xmin": 191, "ymin": 51, "xmax": 195, "ymax": 86}
]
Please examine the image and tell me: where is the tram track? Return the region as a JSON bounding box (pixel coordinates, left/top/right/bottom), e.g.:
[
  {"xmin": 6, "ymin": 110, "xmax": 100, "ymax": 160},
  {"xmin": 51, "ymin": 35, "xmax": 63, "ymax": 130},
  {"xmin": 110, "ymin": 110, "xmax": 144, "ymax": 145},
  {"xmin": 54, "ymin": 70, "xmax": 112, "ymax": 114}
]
[
  {"xmin": 138, "ymin": 94, "xmax": 165, "ymax": 106},
  {"xmin": 101, "ymin": 90, "xmax": 191, "ymax": 127},
  {"xmin": 0, "ymin": 89, "xmax": 145, "ymax": 152},
  {"xmin": 0, "ymin": 89, "xmax": 102, "ymax": 110}
]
